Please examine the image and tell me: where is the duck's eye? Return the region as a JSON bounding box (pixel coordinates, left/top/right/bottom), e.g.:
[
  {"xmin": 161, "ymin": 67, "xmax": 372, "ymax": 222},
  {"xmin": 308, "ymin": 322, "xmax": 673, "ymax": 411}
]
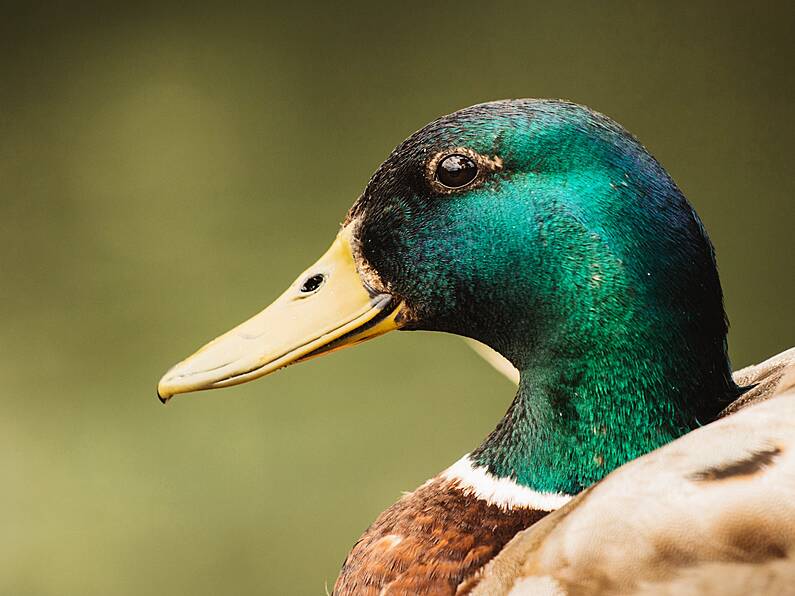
[
  {"xmin": 436, "ymin": 154, "xmax": 478, "ymax": 189},
  {"xmin": 300, "ymin": 274, "xmax": 326, "ymax": 294}
]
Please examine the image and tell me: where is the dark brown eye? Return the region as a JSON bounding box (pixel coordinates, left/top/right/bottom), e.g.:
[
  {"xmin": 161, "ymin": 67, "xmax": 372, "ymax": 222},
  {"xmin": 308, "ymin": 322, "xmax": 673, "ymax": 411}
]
[{"xmin": 436, "ymin": 154, "xmax": 478, "ymax": 189}]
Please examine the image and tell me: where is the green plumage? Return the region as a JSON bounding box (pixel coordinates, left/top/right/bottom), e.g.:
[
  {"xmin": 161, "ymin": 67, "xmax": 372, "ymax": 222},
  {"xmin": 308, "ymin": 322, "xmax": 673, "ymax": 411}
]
[{"xmin": 350, "ymin": 100, "xmax": 739, "ymax": 493}]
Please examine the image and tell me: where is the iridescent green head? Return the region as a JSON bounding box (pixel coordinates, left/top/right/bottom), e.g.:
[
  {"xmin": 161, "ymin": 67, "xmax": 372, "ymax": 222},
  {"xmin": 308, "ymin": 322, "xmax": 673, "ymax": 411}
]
[
  {"xmin": 351, "ymin": 100, "xmax": 728, "ymax": 379},
  {"xmin": 347, "ymin": 100, "xmax": 738, "ymax": 491},
  {"xmin": 160, "ymin": 99, "xmax": 739, "ymax": 493}
]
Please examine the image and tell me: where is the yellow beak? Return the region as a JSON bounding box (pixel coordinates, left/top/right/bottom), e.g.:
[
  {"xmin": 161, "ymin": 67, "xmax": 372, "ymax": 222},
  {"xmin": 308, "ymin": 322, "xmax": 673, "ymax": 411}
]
[{"xmin": 157, "ymin": 226, "xmax": 404, "ymax": 402}]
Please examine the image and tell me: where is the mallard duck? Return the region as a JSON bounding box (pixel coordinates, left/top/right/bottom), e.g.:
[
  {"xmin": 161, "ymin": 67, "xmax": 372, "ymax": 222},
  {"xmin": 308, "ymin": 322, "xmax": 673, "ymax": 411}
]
[{"xmin": 157, "ymin": 99, "xmax": 795, "ymax": 595}]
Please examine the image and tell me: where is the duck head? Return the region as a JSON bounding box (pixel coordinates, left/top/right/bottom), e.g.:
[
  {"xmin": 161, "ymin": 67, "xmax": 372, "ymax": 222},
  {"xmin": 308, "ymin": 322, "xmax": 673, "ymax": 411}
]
[{"xmin": 158, "ymin": 100, "xmax": 737, "ymax": 491}]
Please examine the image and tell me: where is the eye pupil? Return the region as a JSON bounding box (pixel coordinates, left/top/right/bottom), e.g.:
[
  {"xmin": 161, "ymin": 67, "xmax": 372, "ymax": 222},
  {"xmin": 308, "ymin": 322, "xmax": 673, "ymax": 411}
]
[
  {"xmin": 436, "ymin": 154, "xmax": 478, "ymax": 188},
  {"xmin": 300, "ymin": 274, "xmax": 325, "ymax": 293}
]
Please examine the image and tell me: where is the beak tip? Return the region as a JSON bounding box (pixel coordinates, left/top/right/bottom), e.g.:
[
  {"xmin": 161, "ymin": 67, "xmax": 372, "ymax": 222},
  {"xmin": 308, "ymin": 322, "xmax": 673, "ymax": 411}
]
[{"xmin": 157, "ymin": 377, "xmax": 175, "ymax": 404}]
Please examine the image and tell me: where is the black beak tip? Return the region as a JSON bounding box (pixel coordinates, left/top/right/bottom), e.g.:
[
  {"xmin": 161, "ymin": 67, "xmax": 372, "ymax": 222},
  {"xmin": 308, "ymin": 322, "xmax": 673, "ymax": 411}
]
[{"xmin": 157, "ymin": 390, "xmax": 169, "ymax": 405}]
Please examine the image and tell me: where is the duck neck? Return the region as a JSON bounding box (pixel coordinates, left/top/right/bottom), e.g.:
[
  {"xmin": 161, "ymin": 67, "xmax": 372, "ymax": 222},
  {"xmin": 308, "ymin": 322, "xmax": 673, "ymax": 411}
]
[{"xmin": 470, "ymin": 329, "xmax": 737, "ymax": 495}]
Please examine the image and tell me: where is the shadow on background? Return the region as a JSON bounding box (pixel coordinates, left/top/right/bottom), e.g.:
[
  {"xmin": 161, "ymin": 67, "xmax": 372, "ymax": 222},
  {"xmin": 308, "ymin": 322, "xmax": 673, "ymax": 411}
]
[{"xmin": 1, "ymin": 2, "xmax": 793, "ymax": 594}]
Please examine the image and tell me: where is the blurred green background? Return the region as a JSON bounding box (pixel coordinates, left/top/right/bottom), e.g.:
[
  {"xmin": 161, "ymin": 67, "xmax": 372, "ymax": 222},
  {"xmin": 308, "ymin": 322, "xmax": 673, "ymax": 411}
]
[{"xmin": 1, "ymin": 2, "xmax": 793, "ymax": 594}]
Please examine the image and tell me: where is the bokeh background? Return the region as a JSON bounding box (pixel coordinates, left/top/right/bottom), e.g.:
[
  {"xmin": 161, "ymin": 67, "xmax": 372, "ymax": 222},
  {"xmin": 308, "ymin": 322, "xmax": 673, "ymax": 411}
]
[{"xmin": 2, "ymin": 2, "xmax": 793, "ymax": 594}]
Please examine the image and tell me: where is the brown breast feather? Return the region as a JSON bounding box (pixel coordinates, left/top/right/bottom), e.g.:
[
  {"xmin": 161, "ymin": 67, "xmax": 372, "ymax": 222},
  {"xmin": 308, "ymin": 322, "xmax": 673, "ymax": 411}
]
[{"xmin": 333, "ymin": 477, "xmax": 547, "ymax": 595}]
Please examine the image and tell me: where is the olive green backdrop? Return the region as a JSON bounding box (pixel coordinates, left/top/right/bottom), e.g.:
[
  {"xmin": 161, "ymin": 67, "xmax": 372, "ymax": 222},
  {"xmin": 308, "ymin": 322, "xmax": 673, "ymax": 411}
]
[{"xmin": 2, "ymin": 2, "xmax": 793, "ymax": 594}]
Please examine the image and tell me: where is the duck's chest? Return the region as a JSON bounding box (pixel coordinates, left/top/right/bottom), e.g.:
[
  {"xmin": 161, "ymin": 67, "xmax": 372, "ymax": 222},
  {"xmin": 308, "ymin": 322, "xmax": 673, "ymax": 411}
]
[{"xmin": 333, "ymin": 477, "xmax": 548, "ymax": 595}]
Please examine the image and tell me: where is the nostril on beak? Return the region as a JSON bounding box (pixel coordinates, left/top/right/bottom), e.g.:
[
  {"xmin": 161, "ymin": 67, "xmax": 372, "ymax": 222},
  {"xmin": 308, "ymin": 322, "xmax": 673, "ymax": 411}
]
[{"xmin": 300, "ymin": 273, "xmax": 326, "ymax": 294}]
